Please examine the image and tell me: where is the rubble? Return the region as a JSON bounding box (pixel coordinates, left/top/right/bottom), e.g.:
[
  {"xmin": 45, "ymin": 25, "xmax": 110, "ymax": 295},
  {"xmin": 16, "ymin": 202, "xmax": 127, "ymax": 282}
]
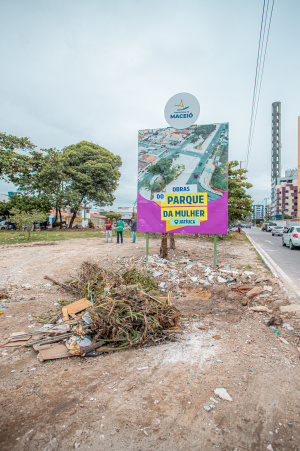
[{"xmin": 1, "ymin": 263, "xmax": 182, "ymax": 361}]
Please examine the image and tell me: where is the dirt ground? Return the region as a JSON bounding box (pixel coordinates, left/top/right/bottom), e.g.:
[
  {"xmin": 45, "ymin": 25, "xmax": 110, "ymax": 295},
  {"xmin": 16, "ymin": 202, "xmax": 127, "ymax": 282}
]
[{"xmin": 0, "ymin": 234, "xmax": 300, "ymax": 451}]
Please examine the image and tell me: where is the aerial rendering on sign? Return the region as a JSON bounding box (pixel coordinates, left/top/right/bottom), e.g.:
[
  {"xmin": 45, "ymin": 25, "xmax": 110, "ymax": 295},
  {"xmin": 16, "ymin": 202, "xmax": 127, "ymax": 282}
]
[{"xmin": 137, "ymin": 122, "xmax": 229, "ymax": 234}]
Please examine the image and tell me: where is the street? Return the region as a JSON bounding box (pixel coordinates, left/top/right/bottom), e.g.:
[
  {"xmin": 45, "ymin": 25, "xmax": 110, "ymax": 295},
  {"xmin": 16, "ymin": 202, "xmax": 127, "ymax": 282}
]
[{"xmin": 246, "ymin": 227, "xmax": 300, "ymax": 301}]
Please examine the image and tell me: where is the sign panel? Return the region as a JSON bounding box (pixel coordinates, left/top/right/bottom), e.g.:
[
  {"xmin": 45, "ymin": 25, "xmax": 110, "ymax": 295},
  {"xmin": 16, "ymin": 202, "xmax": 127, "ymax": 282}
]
[
  {"xmin": 164, "ymin": 92, "xmax": 200, "ymax": 129},
  {"xmin": 137, "ymin": 122, "xmax": 229, "ymax": 234}
]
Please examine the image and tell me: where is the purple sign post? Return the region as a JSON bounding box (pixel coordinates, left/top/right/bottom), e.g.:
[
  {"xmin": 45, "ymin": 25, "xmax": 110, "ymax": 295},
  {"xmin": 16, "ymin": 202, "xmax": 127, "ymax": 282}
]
[{"xmin": 137, "ymin": 94, "xmax": 228, "ymax": 266}]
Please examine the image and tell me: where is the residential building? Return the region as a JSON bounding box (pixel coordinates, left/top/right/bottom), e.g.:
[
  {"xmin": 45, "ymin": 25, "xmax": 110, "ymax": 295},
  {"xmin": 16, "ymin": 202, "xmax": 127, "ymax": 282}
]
[
  {"xmin": 252, "ymin": 204, "xmax": 264, "ymax": 221},
  {"xmin": 275, "ymin": 169, "xmax": 298, "ymax": 218}
]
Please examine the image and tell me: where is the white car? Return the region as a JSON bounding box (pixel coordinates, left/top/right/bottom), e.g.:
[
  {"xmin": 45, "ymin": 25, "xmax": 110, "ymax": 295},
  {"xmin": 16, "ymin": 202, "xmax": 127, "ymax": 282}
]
[
  {"xmin": 272, "ymin": 226, "xmax": 285, "ymax": 236},
  {"xmin": 282, "ymin": 226, "xmax": 300, "ymax": 249}
]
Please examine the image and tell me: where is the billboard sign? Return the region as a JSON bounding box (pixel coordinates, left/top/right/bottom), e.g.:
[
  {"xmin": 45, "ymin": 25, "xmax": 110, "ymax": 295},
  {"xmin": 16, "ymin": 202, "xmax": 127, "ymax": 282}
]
[{"xmin": 137, "ymin": 122, "xmax": 229, "ymax": 234}]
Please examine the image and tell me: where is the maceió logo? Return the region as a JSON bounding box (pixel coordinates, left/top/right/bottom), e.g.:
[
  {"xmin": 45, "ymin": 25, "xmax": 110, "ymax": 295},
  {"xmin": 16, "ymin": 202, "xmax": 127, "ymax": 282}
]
[
  {"xmin": 164, "ymin": 92, "xmax": 200, "ymax": 129},
  {"xmin": 170, "ymin": 99, "xmax": 193, "ymax": 119},
  {"xmin": 170, "ymin": 113, "xmax": 193, "ymax": 119}
]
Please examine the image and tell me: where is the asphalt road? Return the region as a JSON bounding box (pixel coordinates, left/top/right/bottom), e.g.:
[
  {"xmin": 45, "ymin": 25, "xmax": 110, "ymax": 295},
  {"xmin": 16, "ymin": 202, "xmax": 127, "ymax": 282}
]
[{"xmin": 245, "ymin": 226, "xmax": 300, "ymax": 301}]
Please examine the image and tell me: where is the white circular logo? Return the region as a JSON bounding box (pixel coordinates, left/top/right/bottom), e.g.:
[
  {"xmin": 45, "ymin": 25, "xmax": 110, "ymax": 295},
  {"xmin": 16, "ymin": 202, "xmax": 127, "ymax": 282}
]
[{"xmin": 164, "ymin": 92, "xmax": 200, "ymax": 129}]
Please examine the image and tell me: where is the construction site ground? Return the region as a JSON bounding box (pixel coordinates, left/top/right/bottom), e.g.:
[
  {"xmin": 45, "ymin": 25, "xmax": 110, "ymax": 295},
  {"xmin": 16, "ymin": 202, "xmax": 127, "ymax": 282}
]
[{"xmin": 0, "ymin": 233, "xmax": 299, "ymax": 451}]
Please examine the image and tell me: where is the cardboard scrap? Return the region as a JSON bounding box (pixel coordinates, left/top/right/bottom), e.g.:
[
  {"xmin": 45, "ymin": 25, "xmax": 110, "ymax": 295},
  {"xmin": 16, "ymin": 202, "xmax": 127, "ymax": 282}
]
[
  {"xmin": 62, "ymin": 298, "xmax": 92, "ymax": 321},
  {"xmin": 38, "ymin": 343, "xmax": 72, "ymax": 362}
]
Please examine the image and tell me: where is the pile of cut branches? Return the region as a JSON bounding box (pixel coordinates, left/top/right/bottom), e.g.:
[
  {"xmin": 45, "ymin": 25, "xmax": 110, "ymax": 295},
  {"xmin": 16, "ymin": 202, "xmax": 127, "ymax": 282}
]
[
  {"xmin": 36, "ymin": 262, "xmax": 182, "ymax": 357},
  {"xmin": 88, "ymin": 291, "xmax": 181, "ymax": 350},
  {"xmin": 63, "ymin": 262, "xmax": 159, "ymax": 305}
]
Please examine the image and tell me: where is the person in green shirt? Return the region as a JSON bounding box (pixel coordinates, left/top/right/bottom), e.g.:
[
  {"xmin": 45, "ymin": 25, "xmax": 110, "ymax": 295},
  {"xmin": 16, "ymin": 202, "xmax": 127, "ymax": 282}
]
[{"xmin": 116, "ymin": 220, "xmax": 124, "ymax": 244}]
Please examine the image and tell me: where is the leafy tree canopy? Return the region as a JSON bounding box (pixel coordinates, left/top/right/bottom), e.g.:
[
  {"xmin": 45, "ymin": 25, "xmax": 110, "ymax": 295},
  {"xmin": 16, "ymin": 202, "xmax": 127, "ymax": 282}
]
[
  {"xmin": 228, "ymin": 160, "xmax": 253, "ymax": 225},
  {"xmin": 148, "ymin": 158, "xmax": 172, "ymax": 176},
  {"xmin": 9, "ymin": 208, "xmax": 47, "ymax": 240},
  {"xmin": 6, "ymin": 193, "xmax": 52, "ymax": 215},
  {"xmin": 0, "ymin": 132, "xmax": 35, "ymax": 182},
  {"xmin": 63, "ymin": 141, "xmax": 122, "ymax": 226},
  {"xmin": 0, "ymin": 201, "xmax": 10, "ymax": 218}
]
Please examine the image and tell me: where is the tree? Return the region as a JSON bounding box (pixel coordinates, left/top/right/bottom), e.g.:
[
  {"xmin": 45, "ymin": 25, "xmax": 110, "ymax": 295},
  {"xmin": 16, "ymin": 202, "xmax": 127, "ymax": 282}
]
[
  {"xmin": 0, "ymin": 132, "xmax": 35, "ymax": 182},
  {"xmin": 190, "ymin": 135, "xmax": 199, "ymax": 143},
  {"xmin": 0, "ymin": 201, "xmax": 10, "ymax": 218},
  {"xmin": 63, "ymin": 141, "xmax": 122, "ymax": 227},
  {"xmin": 228, "ymin": 160, "xmax": 253, "ymax": 224},
  {"xmin": 15, "ymin": 147, "xmax": 73, "ymax": 222},
  {"xmin": 148, "ymin": 158, "xmax": 172, "ymax": 176},
  {"xmin": 9, "ymin": 208, "xmax": 47, "ymax": 240},
  {"xmin": 160, "ymin": 233, "xmax": 168, "ymax": 258},
  {"xmin": 5, "ymin": 193, "xmax": 52, "ymax": 215}
]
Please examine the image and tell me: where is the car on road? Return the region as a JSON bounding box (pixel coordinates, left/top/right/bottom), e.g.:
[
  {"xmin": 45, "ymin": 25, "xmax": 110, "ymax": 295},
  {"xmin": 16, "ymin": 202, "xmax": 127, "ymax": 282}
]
[
  {"xmin": 266, "ymin": 223, "xmax": 277, "ymax": 232},
  {"xmin": 272, "ymin": 226, "xmax": 285, "ymax": 236},
  {"xmin": 282, "ymin": 226, "xmax": 300, "ymax": 249},
  {"xmin": 0, "ymin": 220, "xmax": 8, "ymax": 230}
]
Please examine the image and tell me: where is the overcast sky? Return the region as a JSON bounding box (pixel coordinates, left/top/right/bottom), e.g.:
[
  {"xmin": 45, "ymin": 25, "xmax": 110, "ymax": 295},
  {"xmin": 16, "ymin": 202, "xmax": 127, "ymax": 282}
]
[{"xmin": 1, "ymin": 0, "xmax": 299, "ymax": 208}]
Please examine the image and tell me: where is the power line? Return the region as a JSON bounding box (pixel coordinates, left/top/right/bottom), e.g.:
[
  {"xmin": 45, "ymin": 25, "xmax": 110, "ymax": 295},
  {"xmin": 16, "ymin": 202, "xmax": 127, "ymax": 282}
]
[
  {"xmin": 246, "ymin": 0, "xmax": 267, "ymax": 167},
  {"xmin": 249, "ymin": 0, "xmax": 275, "ymax": 156},
  {"xmin": 245, "ymin": 0, "xmax": 275, "ymax": 169}
]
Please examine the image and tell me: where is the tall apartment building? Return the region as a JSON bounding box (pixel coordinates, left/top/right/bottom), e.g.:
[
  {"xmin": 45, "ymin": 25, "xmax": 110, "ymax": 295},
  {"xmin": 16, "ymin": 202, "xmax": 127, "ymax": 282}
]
[
  {"xmin": 251, "ymin": 204, "xmax": 264, "ymax": 221},
  {"xmin": 271, "ymin": 102, "xmax": 281, "ymax": 217},
  {"xmin": 275, "ymin": 169, "xmax": 298, "ymax": 218}
]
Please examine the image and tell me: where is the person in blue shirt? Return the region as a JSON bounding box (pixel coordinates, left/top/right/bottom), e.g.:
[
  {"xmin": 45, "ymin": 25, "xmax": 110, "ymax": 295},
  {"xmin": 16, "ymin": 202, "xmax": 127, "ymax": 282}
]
[{"xmin": 131, "ymin": 218, "xmax": 137, "ymax": 243}]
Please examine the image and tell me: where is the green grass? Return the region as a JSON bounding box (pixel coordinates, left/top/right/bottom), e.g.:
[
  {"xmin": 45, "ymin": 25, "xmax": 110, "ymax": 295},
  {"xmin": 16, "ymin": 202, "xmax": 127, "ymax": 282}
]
[
  {"xmin": 0, "ymin": 229, "xmax": 138, "ymax": 245},
  {"xmin": 0, "ymin": 229, "xmax": 249, "ymax": 246}
]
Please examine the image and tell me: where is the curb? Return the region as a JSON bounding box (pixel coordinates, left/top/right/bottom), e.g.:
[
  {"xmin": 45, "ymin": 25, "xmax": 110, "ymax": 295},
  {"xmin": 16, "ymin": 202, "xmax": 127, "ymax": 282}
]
[{"xmin": 245, "ymin": 232, "xmax": 300, "ymax": 303}]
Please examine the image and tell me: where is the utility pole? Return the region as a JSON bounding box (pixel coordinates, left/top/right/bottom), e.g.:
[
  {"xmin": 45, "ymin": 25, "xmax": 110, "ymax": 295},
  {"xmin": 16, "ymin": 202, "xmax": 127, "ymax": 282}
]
[{"xmin": 239, "ymin": 161, "xmax": 246, "ymax": 169}]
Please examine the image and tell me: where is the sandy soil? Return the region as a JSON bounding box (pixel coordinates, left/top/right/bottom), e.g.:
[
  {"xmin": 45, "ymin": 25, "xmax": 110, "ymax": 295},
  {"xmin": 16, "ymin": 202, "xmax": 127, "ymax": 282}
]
[{"xmin": 0, "ymin": 234, "xmax": 299, "ymax": 451}]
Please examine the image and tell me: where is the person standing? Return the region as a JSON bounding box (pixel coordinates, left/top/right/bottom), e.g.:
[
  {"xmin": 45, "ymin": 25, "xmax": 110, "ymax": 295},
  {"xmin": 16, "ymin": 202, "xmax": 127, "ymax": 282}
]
[
  {"xmin": 131, "ymin": 218, "xmax": 137, "ymax": 243},
  {"xmin": 116, "ymin": 219, "xmax": 124, "ymax": 244},
  {"xmin": 105, "ymin": 217, "xmax": 113, "ymax": 242}
]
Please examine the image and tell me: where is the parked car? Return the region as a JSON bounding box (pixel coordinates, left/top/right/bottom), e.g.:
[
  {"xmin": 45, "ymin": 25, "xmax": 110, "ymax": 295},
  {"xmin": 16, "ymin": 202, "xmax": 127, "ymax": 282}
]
[
  {"xmin": 244, "ymin": 224, "xmax": 251, "ymax": 228},
  {"xmin": 266, "ymin": 223, "xmax": 277, "ymax": 232},
  {"xmin": 272, "ymin": 226, "xmax": 285, "ymax": 236},
  {"xmin": 282, "ymin": 226, "xmax": 300, "ymax": 249}
]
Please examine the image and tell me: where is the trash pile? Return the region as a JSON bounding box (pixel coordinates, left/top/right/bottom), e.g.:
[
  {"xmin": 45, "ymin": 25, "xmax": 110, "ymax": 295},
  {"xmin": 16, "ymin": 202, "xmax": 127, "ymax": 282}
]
[
  {"xmin": 1, "ymin": 263, "xmax": 181, "ymax": 362},
  {"xmin": 120, "ymin": 254, "xmax": 286, "ymax": 304}
]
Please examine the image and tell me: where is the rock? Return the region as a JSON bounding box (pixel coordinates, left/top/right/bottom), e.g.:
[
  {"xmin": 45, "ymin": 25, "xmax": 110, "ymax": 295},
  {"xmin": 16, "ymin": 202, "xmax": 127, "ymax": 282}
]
[
  {"xmin": 217, "ymin": 276, "xmax": 227, "ymax": 283},
  {"xmin": 255, "ymin": 276, "xmax": 270, "ymax": 284},
  {"xmin": 266, "ymin": 316, "xmax": 283, "ymax": 326},
  {"xmin": 282, "ymin": 323, "xmax": 294, "ymax": 331},
  {"xmin": 244, "ymin": 271, "xmax": 254, "ymax": 276},
  {"xmin": 280, "ymin": 305, "xmax": 300, "ymax": 314},
  {"xmin": 22, "ymin": 283, "xmax": 33, "ymax": 290},
  {"xmin": 241, "ymin": 297, "xmax": 248, "ymax": 306},
  {"xmin": 263, "ymin": 285, "xmax": 273, "ymax": 292},
  {"xmin": 246, "ymin": 287, "xmax": 263, "ymax": 299},
  {"xmin": 249, "ymin": 305, "xmax": 272, "ymax": 312},
  {"xmin": 279, "ymin": 337, "xmax": 289, "ymax": 345},
  {"xmin": 214, "ymin": 388, "xmax": 233, "ymax": 402},
  {"xmin": 204, "ymin": 403, "xmax": 215, "ymax": 411}
]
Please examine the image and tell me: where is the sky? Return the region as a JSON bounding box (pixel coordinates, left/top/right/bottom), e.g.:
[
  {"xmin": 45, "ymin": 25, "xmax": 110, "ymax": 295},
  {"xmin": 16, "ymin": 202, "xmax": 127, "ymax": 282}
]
[{"xmin": 0, "ymin": 0, "xmax": 299, "ymax": 208}]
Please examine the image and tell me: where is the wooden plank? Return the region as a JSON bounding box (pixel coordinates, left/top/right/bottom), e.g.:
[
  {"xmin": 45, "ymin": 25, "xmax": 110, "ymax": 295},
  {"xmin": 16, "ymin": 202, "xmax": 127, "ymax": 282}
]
[
  {"xmin": 38, "ymin": 344, "xmax": 72, "ymax": 362},
  {"xmin": 66, "ymin": 298, "xmax": 93, "ymax": 318}
]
